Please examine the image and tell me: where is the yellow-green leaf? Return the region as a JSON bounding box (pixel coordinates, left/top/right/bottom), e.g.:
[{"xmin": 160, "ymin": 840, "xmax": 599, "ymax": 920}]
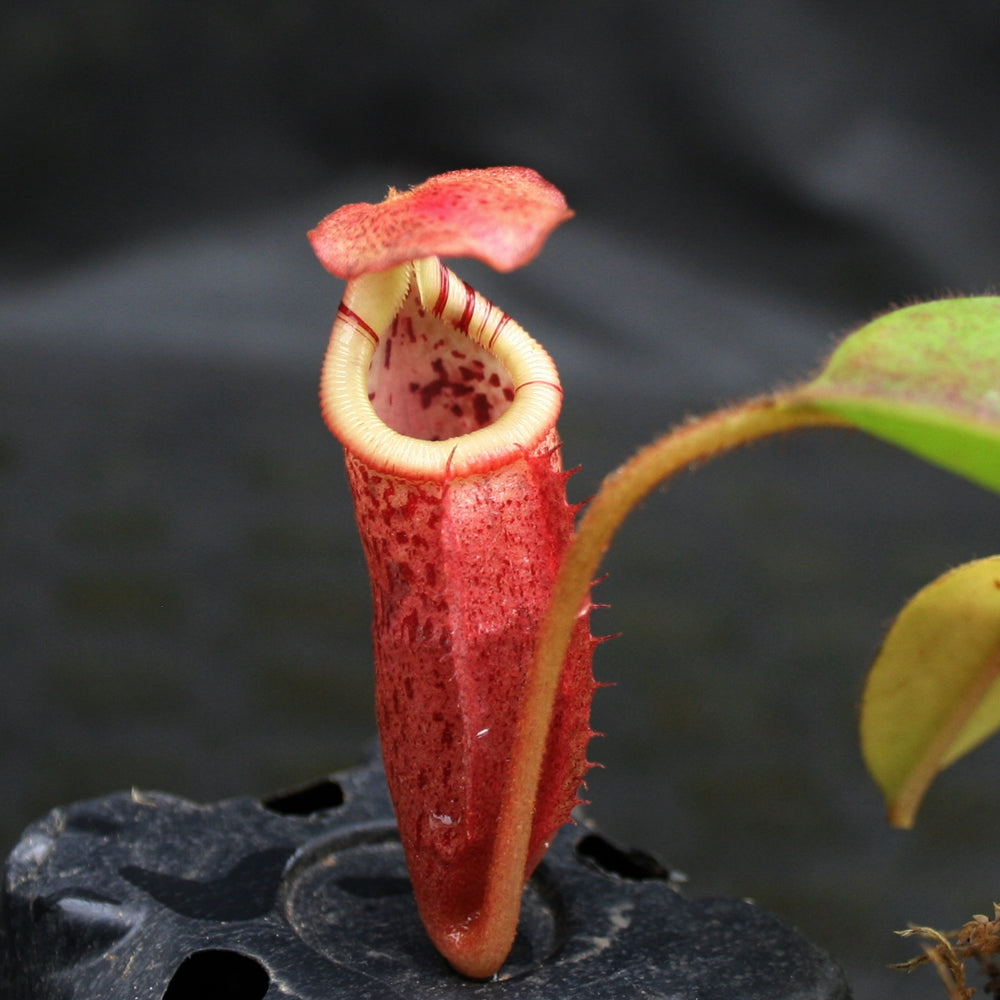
[
  {"xmin": 860, "ymin": 556, "xmax": 1000, "ymax": 828},
  {"xmin": 796, "ymin": 297, "xmax": 1000, "ymax": 495}
]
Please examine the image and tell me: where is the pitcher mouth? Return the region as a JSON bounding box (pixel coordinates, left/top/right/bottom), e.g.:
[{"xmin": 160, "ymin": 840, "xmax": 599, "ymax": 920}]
[{"xmin": 320, "ymin": 257, "xmax": 563, "ymax": 481}]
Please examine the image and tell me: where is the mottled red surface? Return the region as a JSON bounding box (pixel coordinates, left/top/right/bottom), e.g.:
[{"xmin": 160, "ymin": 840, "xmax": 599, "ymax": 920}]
[
  {"xmin": 308, "ymin": 167, "xmax": 573, "ymax": 278},
  {"xmin": 345, "ymin": 433, "xmax": 596, "ymax": 936},
  {"xmin": 341, "ymin": 290, "xmax": 596, "ymax": 938},
  {"xmin": 365, "ymin": 284, "xmax": 518, "ymax": 441}
]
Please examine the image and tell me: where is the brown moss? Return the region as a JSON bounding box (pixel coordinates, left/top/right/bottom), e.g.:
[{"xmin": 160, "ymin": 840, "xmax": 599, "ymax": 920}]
[{"xmin": 894, "ymin": 904, "xmax": 1000, "ymax": 999}]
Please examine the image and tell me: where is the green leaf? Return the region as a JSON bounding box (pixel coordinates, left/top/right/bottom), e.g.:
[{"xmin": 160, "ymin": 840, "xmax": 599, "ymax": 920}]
[
  {"xmin": 860, "ymin": 556, "xmax": 1000, "ymax": 828},
  {"xmin": 797, "ymin": 297, "xmax": 1000, "ymax": 495}
]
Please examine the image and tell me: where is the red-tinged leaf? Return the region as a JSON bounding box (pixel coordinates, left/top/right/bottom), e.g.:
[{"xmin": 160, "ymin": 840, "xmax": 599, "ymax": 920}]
[
  {"xmin": 860, "ymin": 556, "xmax": 1000, "ymax": 828},
  {"xmin": 794, "ymin": 297, "xmax": 1000, "ymax": 495},
  {"xmin": 309, "ymin": 167, "xmax": 573, "ymax": 279}
]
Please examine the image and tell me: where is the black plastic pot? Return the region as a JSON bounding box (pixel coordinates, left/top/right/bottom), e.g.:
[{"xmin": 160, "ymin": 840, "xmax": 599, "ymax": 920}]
[{"xmin": 1, "ymin": 752, "xmax": 851, "ymax": 999}]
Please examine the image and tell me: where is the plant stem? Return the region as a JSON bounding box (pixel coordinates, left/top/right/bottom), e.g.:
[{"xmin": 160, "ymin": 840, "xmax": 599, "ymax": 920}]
[{"xmin": 461, "ymin": 393, "xmax": 850, "ymax": 978}]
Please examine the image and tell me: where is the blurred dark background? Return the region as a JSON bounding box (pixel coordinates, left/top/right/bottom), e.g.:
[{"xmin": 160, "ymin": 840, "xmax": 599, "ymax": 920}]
[{"xmin": 3, "ymin": 3, "xmax": 1000, "ymax": 996}]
